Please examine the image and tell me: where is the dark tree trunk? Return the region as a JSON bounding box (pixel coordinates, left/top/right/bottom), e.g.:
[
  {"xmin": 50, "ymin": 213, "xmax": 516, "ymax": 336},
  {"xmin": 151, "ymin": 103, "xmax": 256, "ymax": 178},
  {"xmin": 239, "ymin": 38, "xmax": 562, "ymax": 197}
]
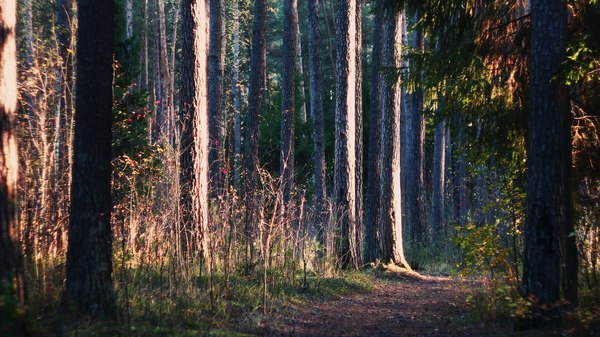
[
  {"xmin": 244, "ymin": 0, "xmax": 267, "ymax": 263},
  {"xmin": 403, "ymin": 10, "xmax": 426, "ymax": 250},
  {"xmin": 307, "ymin": 0, "xmax": 327, "ymax": 244},
  {"xmin": 522, "ymin": 0, "xmax": 577, "ymax": 306},
  {"xmin": 364, "ymin": 0, "xmax": 384, "ymax": 264},
  {"xmin": 0, "ymin": 0, "xmax": 24, "ymax": 302},
  {"xmin": 334, "ymin": 0, "xmax": 359, "ymax": 269},
  {"xmin": 179, "ymin": 0, "xmax": 196, "ymax": 253},
  {"xmin": 281, "ymin": 0, "xmax": 297, "ymax": 218},
  {"xmin": 208, "ymin": 0, "xmax": 226, "ymax": 196},
  {"xmin": 63, "ymin": 0, "xmax": 116, "ymax": 318},
  {"xmin": 232, "ymin": 0, "xmax": 242, "ymax": 191},
  {"xmin": 379, "ymin": 9, "xmax": 409, "ymax": 267}
]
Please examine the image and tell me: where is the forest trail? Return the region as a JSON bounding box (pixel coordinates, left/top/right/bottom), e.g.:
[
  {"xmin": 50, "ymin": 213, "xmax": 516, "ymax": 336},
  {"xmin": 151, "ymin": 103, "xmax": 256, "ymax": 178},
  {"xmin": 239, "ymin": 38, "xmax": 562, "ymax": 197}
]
[{"xmin": 259, "ymin": 275, "xmax": 567, "ymax": 337}]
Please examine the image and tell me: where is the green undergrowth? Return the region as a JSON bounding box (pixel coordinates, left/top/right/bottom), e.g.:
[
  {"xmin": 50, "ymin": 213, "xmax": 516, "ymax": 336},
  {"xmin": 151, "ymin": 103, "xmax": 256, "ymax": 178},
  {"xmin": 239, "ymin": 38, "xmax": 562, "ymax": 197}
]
[{"xmin": 18, "ymin": 267, "xmax": 377, "ymax": 337}]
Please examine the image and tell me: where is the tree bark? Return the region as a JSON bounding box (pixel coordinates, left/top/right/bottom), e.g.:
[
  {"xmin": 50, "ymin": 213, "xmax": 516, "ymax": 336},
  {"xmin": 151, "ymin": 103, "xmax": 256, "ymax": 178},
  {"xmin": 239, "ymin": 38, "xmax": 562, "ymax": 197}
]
[
  {"xmin": 208, "ymin": 0, "xmax": 226, "ymax": 196},
  {"xmin": 379, "ymin": 9, "xmax": 409, "ymax": 268},
  {"xmin": 431, "ymin": 118, "xmax": 446, "ymax": 240},
  {"xmin": 307, "ymin": 0, "xmax": 327, "ymax": 244},
  {"xmin": 364, "ymin": 0, "xmax": 384, "ymax": 264},
  {"xmin": 522, "ymin": 0, "xmax": 577, "ymax": 306},
  {"xmin": 244, "ymin": 0, "xmax": 267, "ymax": 264},
  {"xmin": 354, "ymin": 0, "xmax": 363, "ymax": 267},
  {"xmin": 334, "ymin": 0, "xmax": 359, "ymax": 269},
  {"xmin": 0, "ymin": 0, "xmax": 24, "ymax": 302},
  {"xmin": 63, "ymin": 0, "xmax": 116, "ymax": 318},
  {"xmin": 281, "ymin": 0, "xmax": 297, "ymax": 219},
  {"xmin": 232, "ymin": 0, "xmax": 242, "ymax": 191}
]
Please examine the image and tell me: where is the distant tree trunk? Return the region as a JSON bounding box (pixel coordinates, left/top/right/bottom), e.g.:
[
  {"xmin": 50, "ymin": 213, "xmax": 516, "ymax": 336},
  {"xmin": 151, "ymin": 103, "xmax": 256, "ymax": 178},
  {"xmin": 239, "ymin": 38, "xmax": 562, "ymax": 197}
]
[
  {"xmin": 179, "ymin": 0, "xmax": 195, "ymax": 254},
  {"xmin": 431, "ymin": 118, "xmax": 446, "ymax": 240},
  {"xmin": 192, "ymin": 0, "xmax": 211, "ymax": 263},
  {"xmin": 334, "ymin": 0, "xmax": 359, "ymax": 269},
  {"xmin": 364, "ymin": 0, "xmax": 384, "ymax": 264},
  {"xmin": 140, "ymin": 0, "xmax": 149, "ymax": 91},
  {"xmin": 522, "ymin": 0, "xmax": 577, "ymax": 306},
  {"xmin": 354, "ymin": 0, "xmax": 364, "ymax": 267},
  {"xmin": 295, "ymin": 12, "xmax": 307, "ymax": 122},
  {"xmin": 0, "ymin": 0, "xmax": 24, "ymax": 302},
  {"xmin": 281, "ymin": 0, "xmax": 297, "ymax": 219},
  {"xmin": 244, "ymin": 0, "xmax": 267, "ymax": 264},
  {"xmin": 63, "ymin": 0, "xmax": 116, "ymax": 318},
  {"xmin": 23, "ymin": 0, "xmax": 36, "ymax": 130},
  {"xmin": 403, "ymin": 9, "xmax": 426, "ymax": 250},
  {"xmin": 232, "ymin": 0, "xmax": 242, "ymax": 190},
  {"xmin": 307, "ymin": 0, "xmax": 326, "ymax": 244},
  {"xmin": 379, "ymin": 9, "xmax": 409, "ymax": 268},
  {"xmin": 158, "ymin": 0, "xmax": 173, "ymax": 140},
  {"xmin": 151, "ymin": 0, "xmax": 163, "ymax": 142},
  {"xmin": 126, "ymin": 0, "xmax": 133, "ymax": 41},
  {"xmin": 453, "ymin": 122, "xmax": 468, "ymax": 227},
  {"xmin": 208, "ymin": 0, "xmax": 226, "ymax": 196}
]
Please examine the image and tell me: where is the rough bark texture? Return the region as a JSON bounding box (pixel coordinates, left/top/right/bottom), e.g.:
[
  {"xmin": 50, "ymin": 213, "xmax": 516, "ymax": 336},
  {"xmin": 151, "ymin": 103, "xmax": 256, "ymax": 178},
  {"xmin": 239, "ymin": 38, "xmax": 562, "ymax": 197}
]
[
  {"xmin": 208, "ymin": 0, "xmax": 226, "ymax": 196},
  {"xmin": 281, "ymin": 0, "xmax": 297, "ymax": 218},
  {"xmin": 379, "ymin": 9, "xmax": 408, "ymax": 268},
  {"xmin": 522, "ymin": 0, "xmax": 577, "ymax": 306},
  {"xmin": 232, "ymin": 0, "xmax": 242, "ymax": 190},
  {"xmin": 63, "ymin": 0, "xmax": 116, "ymax": 318},
  {"xmin": 431, "ymin": 119, "xmax": 446, "ymax": 240},
  {"xmin": 334, "ymin": 0, "xmax": 359, "ymax": 269},
  {"xmin": 193, "ymin": 0, "xmax": 211, "ymax": 263},
  {"xmin": 0, "ymin": 0, "xmax": 24, "ymax": 302},
  {"xmin": 354, "ymin": 0, "xmax": 364, "ymax": 267},
  {"xmin": 307, "ymin": 0, "xmax": 326, "ymax": 244},
  {"xmin": 180, "ymin": 0, "xmax": 196, "ymax": 253},
  {"xmin": 244, "ymin": 0, "xmax": 267, "ymax": 261},
  {"xmin": 404, "ymin": 10, "xmax": 427, "ymax": 249},
  {"xmin": 364, "ymin": 0, "xmax": 384, "ymax": 264}
]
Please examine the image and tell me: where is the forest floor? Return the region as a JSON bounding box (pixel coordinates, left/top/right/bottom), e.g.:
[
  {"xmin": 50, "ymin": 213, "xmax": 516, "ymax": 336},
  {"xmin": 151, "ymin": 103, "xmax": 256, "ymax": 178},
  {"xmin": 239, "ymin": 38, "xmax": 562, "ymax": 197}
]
[{"xmin": 256, "ymin": 270, "xmax": 597, "ymax": 337}]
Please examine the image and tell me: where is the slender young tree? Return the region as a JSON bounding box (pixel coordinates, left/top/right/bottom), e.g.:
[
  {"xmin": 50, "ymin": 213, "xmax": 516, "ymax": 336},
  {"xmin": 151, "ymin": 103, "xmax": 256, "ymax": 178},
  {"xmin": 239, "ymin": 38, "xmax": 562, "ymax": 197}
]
[
  {"xmin": 379, "ymin": 9, "xmax": 409, "ymax": 268},
  {"xmin": 0, "ymin": 0, "xmax": 24, "ymax": 302},
  {"xmin": 522, "ymin": 0, "xmax": 577, "ymax": 306},
  {"xmin": 208, "ymin": 0, "xmax": 226, "ymax": 196},
  {"xmin": 63, "ymin": 0, "xmax": 116, "ymax": 318},
  {"xmin": 281, "ymin": 0, "xmax": 297, "ymax": 221},
  {"xmin": 431, "ymin": 118, "xmax": 446, "ymax": 239},
  {"xmin": 334, "ymin": 0, "xmax": 359, "ymax": 269},
  {"xmin": 364, "ymin": 0, "xmax": 384, "ymax": 263},
  {"xmin": 244, "ymin": 0, "xmax": 267, "ymax": 263},
  {"xmin": 307, "ymin": 0, "xmax": 327, "ymax": 244}
]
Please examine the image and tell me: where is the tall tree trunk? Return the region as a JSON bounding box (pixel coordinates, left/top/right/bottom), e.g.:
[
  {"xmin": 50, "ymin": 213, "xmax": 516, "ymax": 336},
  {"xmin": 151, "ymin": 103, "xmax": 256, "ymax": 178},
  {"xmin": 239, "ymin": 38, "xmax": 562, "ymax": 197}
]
[
  {"xmin": 522, "ymin": 0, "xmax": 577, "ymax": 306},
  {"xmin": 158, "ymin": 0, "xmax": 173, "ymax": 141},
  {"xmin": 431, "ymin": 118, "xmax": 446, "ymax": 240},
  {"xmin": 379, "ymin": 9, "xmax": 409, "ymax": 268},
  {"xmin": 307, "ymin": 0, "xmax": 327, "ymax": 244},
  {"xmin": 334, "ymin": 0, "xmax": 359, "ymax": 269},
  {"xmin": 232, "ymin": 0, "xmax": 242, "ymax": 190},
  {"xmin": 0, "ymin": 0, "xmax": 24, "ymax": 302},
  {"xmin": 281, "ymin": 0, "xmax": 297, "ymax": 219},
  {"xmin": 244, "ymin": 0, "xmax": 267, "ymax": 265},
  {"xmin": 192, "ymin": 0, "xmax": 211, "ymax": 264},
  {"xmin": 126, "ymin": 0, "xmax": 133, "ymax": 40},
  {"xmin": 151, "ymin": 0, "xmax": 163, "ymax": 142},
  {"xmin": 63, "ymin": 0, "xmax": 116, "ymax": 318},
  {"xmin": 140, "ymin": 0, "xmax": 149, "ymax": 91},
  {"xmin": 354, "ymin": 0, "xmax": 363, "ymax": 267},
  {"xmin": 364, "ymin": 0, "xmax": 384, "ymax": 264},
  {"xmin": 208, "ymin": 0, "xmax": 226, "ymax": 196},
  {"xmin": 403, "ymin": 9, "xmax": 426, "ymax": 251},
  {"xmin": 295, "ymin": 13, "xmax": 307, "ymax": 122},
  {"xmin": 179, "ymin": 0, "xmax": 195, "ymax": 257}
]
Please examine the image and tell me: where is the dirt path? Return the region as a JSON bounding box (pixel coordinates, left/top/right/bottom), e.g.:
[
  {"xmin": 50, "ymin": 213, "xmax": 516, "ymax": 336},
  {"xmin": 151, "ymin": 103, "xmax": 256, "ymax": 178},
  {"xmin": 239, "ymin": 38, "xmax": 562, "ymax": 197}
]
[{"xmin": 259, "ymin": 275, "xmax": 578, "ymax": 337}]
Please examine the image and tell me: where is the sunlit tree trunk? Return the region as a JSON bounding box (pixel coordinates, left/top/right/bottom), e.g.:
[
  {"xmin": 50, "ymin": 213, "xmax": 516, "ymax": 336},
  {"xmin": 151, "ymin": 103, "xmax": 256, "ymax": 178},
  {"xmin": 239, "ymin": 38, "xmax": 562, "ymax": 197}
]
[
  {"xmin": 379, "ymin": 9, "xmax": 409, "ymax": 268},
  {"xmin": 354, "ymin": 0, "xmax": 364, "ymax": 266},
  {"xmin": 307, "ymin": 0, "xmax": 327, "ymax": 244},
  {"xmin": 0, "ymin": 0, "xmax": 24, "ymax": 302},
  {"xmin": 140, "ymin": 0, "xmax": 149, "ymax": 91},
  {"xmin": 208, "ymin": 0, "xmax": 226, "ymax": 196},
  {"xmin": 334, "ymin": 0, "xmax": 359, "ymax": 269},
  {"xmin": 364, "ymin": 0, "xmax": 384, "ymax": 264},
  {"xmin": 63, "ymin": 0, "xmax": 116, "ymax": 318},
  {"xmin": 281, "ymin": 0, "xmax": 297, "ymax": 219},
  {"xmin": 431, "ymin": 118, "xmax": 446, "ymax": 240},
  {"xmin": 522, "ymin": 0, "xmax": 577, "ymax": 306},
  {"xmin": 295, "ymin": 11, "xmax": 307, "ymax": 123}
]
